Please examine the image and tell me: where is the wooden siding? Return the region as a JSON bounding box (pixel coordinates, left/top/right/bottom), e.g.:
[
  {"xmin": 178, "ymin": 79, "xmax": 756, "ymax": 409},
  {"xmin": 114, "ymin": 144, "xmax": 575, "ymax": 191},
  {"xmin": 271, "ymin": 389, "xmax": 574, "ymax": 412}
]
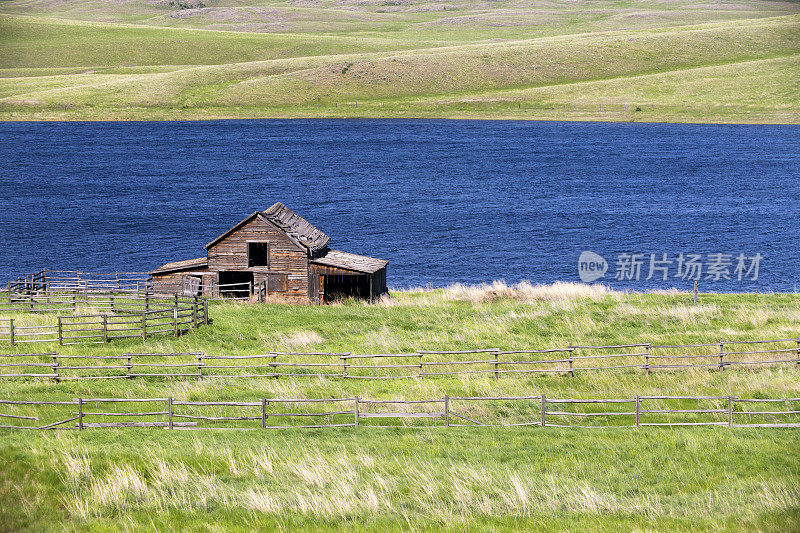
[
  {"xmin": 151, "ymin": 269, "xmax": 211, "ymax": 295},
  {"xmin": 207, "ymin": 217, "xmax": 311, "ymax": 304},
  {"xmin": 373, "ymin": 268, "xmax": 388, "ymax": 298}
]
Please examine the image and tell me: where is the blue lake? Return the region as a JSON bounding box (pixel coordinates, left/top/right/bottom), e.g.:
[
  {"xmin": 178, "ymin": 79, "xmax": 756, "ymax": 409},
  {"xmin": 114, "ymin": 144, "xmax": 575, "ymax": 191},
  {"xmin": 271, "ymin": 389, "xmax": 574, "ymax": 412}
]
[{"xmin": 1, "ymin": 119, "xmax": 798, "ymax": 292}]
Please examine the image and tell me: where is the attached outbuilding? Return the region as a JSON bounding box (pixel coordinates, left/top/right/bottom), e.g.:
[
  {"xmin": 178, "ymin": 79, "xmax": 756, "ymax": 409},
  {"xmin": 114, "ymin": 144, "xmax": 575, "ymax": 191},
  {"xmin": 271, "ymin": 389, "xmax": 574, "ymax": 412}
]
[{"xmin": 150, "ymin": 203, "xmax": 388, "ymax": 304}]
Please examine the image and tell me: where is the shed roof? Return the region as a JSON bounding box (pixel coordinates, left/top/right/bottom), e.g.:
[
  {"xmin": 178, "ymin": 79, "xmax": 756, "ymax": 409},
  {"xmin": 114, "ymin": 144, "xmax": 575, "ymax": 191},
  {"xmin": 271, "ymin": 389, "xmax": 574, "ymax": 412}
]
[
  {"xmin": 150, "ymin": 257, "xmax": 208, "ymax": 275},
  {"xmin": 311, "ymin": 249, "xmax": 388, "ymax": 274},
  {"xmin": 205, "ymin": 202, "xmax": 330, "ymax": 252}
]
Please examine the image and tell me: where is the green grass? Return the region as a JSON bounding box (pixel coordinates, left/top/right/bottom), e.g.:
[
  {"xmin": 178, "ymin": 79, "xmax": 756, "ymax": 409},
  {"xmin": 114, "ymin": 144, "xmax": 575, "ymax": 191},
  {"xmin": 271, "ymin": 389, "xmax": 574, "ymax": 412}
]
[
  {"xmin": 0, "ymin": 1, "xmax": 798, "ymax": 122},
  {"xmin": 3, "ymin": 283, "xmax": 800, "ymax": 356},
  {"xmin": 0, "ymin": 15, "xmax": 427, "ymax": 69},
  {"xmin": 1, "ymin": 285, "xmax": 799, "ymax": 530}
]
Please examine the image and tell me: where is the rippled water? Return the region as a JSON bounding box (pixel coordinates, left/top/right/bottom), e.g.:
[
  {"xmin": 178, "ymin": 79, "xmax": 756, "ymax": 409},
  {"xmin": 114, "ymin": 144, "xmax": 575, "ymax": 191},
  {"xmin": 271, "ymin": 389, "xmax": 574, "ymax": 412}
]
[{"xmin": 1, "ymin": 119, "xmax": 798, "ymax": 291}]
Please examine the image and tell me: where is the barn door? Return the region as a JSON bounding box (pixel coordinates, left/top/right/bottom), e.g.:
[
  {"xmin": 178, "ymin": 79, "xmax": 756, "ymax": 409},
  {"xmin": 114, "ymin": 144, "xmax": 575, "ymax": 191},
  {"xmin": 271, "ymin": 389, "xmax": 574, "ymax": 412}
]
[
  {"xmin": 182, "ymin": 276, "xmax": 201, "ymax": 297},
  {"xmin": 309, "ymin": 272, "xmax": 322, "ymax": 304}
]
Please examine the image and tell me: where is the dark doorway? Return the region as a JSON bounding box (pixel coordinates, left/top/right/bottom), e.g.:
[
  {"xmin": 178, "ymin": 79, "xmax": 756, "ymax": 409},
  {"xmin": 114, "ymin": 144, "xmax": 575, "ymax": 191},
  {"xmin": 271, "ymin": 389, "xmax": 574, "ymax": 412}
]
[
  {"xmin": 218, "ymin": 271, "xmax": 254, "ymax": 299},
  {"xmin": 248, "ymin": 242, "xmax": 269, "ymax": 267},
  {"xmin": 323, "ymin": 274, "xmax": 371, "ymax": 302}
]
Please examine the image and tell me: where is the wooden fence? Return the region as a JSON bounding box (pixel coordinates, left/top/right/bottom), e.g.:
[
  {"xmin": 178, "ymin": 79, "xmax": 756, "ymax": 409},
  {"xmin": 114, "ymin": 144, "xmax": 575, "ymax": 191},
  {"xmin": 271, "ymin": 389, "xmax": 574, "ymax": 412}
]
[
  {"xmin": 151, "ymin": 280, "xmax": 294, "ymax": 301},
  {"xmin": 0, "ymin": 338, "xmax": 797, "ymax": 380},
  {"xmin": 0, "ymin": 291, "xmax": 208, "ymax": 345},
  {"xmin": 1, "ymin": 394, "xmax": 798, "ymax": 430},
  {"xmin": 10, "ymin": 270, "xmax": 273, "ymax": 302},
  {"xmin": 8, "ymin": 270, "xmax": 151, "ymax": 294}
]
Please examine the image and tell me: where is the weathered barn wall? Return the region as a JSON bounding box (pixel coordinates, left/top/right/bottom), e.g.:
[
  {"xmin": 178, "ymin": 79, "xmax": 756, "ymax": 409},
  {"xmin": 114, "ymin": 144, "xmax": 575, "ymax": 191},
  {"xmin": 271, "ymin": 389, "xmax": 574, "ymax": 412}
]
[
  {"xmin": 207, "ymin": 216, "xmax": 311, "ymax": 303},
  {"xmin": 151, "ymin": 269, "xmax": 211, "ymax": 295}
]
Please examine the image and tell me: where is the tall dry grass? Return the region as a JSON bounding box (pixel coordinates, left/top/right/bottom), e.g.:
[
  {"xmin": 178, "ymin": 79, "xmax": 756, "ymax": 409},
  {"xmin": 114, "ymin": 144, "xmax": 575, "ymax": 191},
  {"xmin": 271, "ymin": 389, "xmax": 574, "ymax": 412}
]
[
  {"xmin": 47, "ymin": 437, "xmax": 799, "ymax": 522},
  {"xmin": 382, "ymin": 281, "xmax": 619, "ymax": 306}
]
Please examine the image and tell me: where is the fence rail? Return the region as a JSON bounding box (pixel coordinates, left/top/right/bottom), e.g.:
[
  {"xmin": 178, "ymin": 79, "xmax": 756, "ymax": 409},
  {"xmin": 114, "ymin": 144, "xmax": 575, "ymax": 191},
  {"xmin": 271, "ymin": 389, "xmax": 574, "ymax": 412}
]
[
  {"xmin": 0, "ymin": 337, "xmax": 796, "ymax": 380},
  {"xmin": 1, "ymin": 394, "xmax": 798, "ymax": 430},
  {"xmin": 151, "ymin": 280, "xmax": 290, "ymax": 302}
]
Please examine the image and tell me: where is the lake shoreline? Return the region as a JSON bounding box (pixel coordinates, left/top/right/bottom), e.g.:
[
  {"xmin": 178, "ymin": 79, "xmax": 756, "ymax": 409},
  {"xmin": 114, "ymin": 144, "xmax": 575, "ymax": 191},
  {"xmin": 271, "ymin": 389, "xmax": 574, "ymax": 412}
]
[{"xmin": 2, "ymin": 111, "xmax": 798, "ymax": 125}]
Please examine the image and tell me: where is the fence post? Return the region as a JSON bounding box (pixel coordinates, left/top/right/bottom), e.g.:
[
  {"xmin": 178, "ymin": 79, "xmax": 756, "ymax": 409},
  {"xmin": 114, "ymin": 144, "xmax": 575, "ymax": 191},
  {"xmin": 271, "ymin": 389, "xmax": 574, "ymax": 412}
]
[
  {"xmin": 262, "ymin": 398, "xmax": 267, "ymax": 429},
  {"xmin": 540, "ymin": 395, "xmax": 546, "ymax": 427},
  {"xmin": 145, "ymin": 293, "xmax": 150, "ymax": 312},
  {"xmin": 645, "ymin": 344, "xmax": 650, "ymax": 375},
  {"xmin": 444, "ymin": 394, "xmax": 449, "ymax": 427},
  {"xmin": 795, "ymin": 338, "xmax": 799, "ymax": 368},
  {"xmin": 168, "ymin": 397, "xmax": 173, "ymax": 430},
  {"xmin": 126, "ymin": 355, "xmax": 132, "ymax": 379},
  {"xmin": 78, "ymin": 398, "xmax": 83, "ymax": 431},
  {"xmin": 272, "ymin": 354, "xmax": 278, "ymax": 379},
  {"xmin": 203, "ymin": 299, "xmax": 208, "ymax": 325},
  {"xmin": 354, "ymin": 396, "xmax": 360, "ymax": 428},
  {"xmin": 418, "ymin": 352, "xmax": 423, "ymax": 378},
  {"xmin": 52, "ymin": 354, "xmax": 59, "ymax": 383},
  {"xmin": 635, "ymin": 395, "xmax": 640, "ymax": 428},
  {"xmin": 57, "ymin": 316, "xmax": 62, "ymax": 346},
  {"xmin": 719, "ymin": 339, "xmax": 725, "ymax": 371},
  {"xmin": 173, "ymin": 308, "xmax": 178, "ymax": 337},
  {"xmin": 726, "ymin": 396, "xmax": 734, "ymax": 427},
  {"xmin": 141, "ymin": 313, "xmax": 147, "ymax": 341},
  {"xmin": 342, "ymin": 355, "xmax": 348, "ymax": 378},
  {"xmin": 493, "ymin": 349, "xmax": 499, "ymax": 381},
  {"xmin": 193, "ymin": 296, "xmax": 198, "ymax": 329},
  {"xmin": 568, "ymin": 345, "xmax": 574, "ymax": 377},
  {"xmin": 9, "ymin": 318, "xmax": 14, "ymax": 346},
  {"xmin": 102, "ymin": 315, "xmax": 108, "ymax": 343}
]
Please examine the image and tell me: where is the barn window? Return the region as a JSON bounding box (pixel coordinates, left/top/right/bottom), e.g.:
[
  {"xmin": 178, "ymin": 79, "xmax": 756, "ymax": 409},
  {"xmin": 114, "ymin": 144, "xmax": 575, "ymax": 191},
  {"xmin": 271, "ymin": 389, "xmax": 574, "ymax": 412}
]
[
  {"xmin": 248, "ymin": 242, "xmax": 269, "ymax": 267},
  {"xmin": 268, "ymin": 273, "xmax": 288, "ymax": 292}
]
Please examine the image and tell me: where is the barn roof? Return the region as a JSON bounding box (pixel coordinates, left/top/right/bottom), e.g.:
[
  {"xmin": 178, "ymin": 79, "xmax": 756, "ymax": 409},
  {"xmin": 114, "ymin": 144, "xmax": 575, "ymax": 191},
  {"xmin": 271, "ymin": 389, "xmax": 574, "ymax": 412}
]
[
  {"xmin": 262, "ymin": 202, "xmax": 330, "ymax": 252},
  {"xmin": 205, "ymin": 202, "xmax": 330, "ymax": 252},
  {"xmin": 149, "ymin": 257, "xmax": 208, "ymax": 275},
  {"xmin": 311, "ymin": 249, "xmax": 388, "ymax": 274}
]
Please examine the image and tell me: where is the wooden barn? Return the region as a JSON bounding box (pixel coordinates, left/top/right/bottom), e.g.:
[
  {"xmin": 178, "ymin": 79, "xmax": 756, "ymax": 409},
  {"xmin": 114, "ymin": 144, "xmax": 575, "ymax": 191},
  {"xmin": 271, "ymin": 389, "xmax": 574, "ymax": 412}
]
[{"xmin": 149, "ymin": 203, "xmax": 388, "ymax": 304}]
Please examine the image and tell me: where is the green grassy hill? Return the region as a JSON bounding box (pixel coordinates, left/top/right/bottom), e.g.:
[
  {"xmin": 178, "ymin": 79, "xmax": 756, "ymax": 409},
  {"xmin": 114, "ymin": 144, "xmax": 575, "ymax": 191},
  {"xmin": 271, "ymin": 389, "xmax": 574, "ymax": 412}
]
[
  {"xmin": 1, "ymin": 285, "xmax": 799, "ymax": 531},
  {"xmin": 0, "ymin": 0, "xmax": 798, "ymax": 122}
]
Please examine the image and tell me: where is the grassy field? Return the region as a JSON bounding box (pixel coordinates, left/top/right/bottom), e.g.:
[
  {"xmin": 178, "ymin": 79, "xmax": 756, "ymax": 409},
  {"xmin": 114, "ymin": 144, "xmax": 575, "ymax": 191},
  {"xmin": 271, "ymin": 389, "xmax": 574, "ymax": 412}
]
[
  {"xmin": 0, "ymin": 0, "xmax": 798, "ymax": 122},
  {"xmin": 2, "ymin": 429, "xmax": 798, "ymax": 532},
  {"xmin": 1, "ymin": 284, "xmax": 799, "ymax": 531}
]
